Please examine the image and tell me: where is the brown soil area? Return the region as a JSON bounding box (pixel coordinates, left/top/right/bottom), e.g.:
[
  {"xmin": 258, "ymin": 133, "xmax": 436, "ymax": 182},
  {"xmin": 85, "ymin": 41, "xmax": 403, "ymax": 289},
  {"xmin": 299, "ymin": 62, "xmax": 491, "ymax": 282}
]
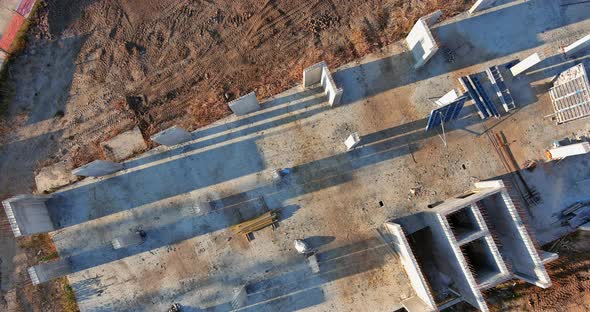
[{"xmin": 486, "ymin": 231, "xmax": 590, "ymax": 312}]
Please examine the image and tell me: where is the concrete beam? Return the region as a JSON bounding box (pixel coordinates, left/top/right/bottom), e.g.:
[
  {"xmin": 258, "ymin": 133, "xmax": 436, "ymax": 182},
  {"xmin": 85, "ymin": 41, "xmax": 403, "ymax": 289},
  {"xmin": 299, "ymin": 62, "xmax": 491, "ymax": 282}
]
[
  {"xmin": 151, "ymin": 125, "xmax": 193, "ymax": 146},
  {"xmin": 510, "ymin": 53, "xmax": 543, "ymax": 76},
  {"xmin": 564, "ymin": 34, "xmax": 590, "ymax": 58},
  {"xmin": 28, "ymin": 258, "xmax": 73, "ymax": 285},
  {"xmin": 228, "ymin": 92, "xmax": 260, "ymax": 115},
  {"xmin": 72, "ymin": 160, "xmax": 123, "ymax": 177},
  {"xmin": 2, "ymin": 195, "xmax": 54, "ymax": 237}
]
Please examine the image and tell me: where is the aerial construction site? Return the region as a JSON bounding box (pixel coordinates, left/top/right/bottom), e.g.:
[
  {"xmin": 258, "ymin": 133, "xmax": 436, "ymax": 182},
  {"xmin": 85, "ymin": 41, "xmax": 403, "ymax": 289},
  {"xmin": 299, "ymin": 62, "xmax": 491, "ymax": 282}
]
[{"xmin": 0, "ymin": 0, "xmax": 589, "ymax": 311}]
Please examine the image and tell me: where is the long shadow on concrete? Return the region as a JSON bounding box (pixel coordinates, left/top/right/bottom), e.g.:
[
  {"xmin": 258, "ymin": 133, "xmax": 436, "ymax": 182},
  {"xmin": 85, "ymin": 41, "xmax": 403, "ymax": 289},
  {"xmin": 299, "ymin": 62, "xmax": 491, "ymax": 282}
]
[
  {"xmin": 59, "ymin": 201, "xmax": 300, "ymax": 274},
  {"xmin": 190, "ymin": 87, "xmax": 325, "ymax": 140},
  {"xmin": 335, "ymin": 0, "xmax": 587, "ymax": 106},
  {"xmin": 47, "ymin": 137, "xmax": 266, "ymax": 227},
  {"xmin": 124, "ymin": 90, "xmax": 329, "ymax": 170},
  {"xmin": 72, "ymin": 237, "xmax": 393, "ymax": 312}
]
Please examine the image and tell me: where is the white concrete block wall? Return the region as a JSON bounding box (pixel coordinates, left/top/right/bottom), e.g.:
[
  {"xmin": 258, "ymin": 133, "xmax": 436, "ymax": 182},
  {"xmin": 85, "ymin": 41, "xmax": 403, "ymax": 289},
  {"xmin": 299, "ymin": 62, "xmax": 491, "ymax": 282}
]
[
  {"xmin": 468, "ymin": 205, "xmax": 510, "ymax": 281},
  {"xmin": 469, "ymin": 0, "xmax": 498, "ymax": 15},
  {"xmin": 320, "ymin": 66, "xmax": 344, "ymax": 106},
  {"xmin": 384, "ymin": 222, "xmax": 437, "ymax": 311},
  {"xmin": 564, "ymin": 34, "xmax": 590, "ymax": 57},
  {"xmin": 405, "ymin": 18, "xmax": 439, "ymax": 69},
  {"xmin": 303, "ymin": 61, "xmax": 327, "ymax": 88},
  {"xmin": 151, "ymin": 125, "xmax": 193, "ymax": 146},
  {"xmin": 548, "ymin": 142, "xmax": 590, "ymax": 160},
  {"xmin": 228, "ymin": 92, "xmax": 260, "ymax": 116},
  {"xmin": 510, "ymin": 53, "xmax": 543, "ymax": 76},
  {"xmin": 499, "ymin": 190, "xmax": 551, "ymax": 288},
  {"xmin": 302, "ymin": 61, "xmax": 344, "ymax": 106},
  {"xmin": 436, "ymin": 215, "xmax": 489, "ymax": 312},
  {"xmin": 72, "ymin": 160, "xmax": 123, "ymax": 177}
]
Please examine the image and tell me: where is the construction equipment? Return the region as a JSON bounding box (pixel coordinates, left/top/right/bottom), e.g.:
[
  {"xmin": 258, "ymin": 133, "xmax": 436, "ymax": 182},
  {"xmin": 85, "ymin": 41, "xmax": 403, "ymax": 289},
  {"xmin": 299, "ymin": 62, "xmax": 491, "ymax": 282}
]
[{"xmin": 231, "ymin": 210, "xmax": 279, "ymax": 241}]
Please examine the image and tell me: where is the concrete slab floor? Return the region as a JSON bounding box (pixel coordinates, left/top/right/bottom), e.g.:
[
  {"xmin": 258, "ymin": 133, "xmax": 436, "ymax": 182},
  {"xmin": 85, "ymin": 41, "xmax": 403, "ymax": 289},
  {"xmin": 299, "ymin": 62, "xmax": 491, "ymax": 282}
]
[{"xmin": 44, "ymin": 1, "xmax": 590, "ymax": 311}]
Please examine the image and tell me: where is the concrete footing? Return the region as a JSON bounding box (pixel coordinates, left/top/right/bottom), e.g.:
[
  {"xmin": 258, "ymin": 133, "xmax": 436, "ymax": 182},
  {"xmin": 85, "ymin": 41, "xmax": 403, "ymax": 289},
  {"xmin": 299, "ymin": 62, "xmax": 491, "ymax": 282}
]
[
  {"xmin": 72, "ymin": 160, "xmax": 124, "ymax": 177},
  {"xmin": 406, "ymin": 11, "xmax": 442, "ymax": 69},
  {"xmin": 151, "ymin": 125, "xmax": 193, "ymax": 146},
  {"xmin": 564, "ymin": 34, "xmax": 590, "ymax": 58},
  {"xmin": 28, "ymin": 258, "xmax": 73, "ymax": 285},
  {"xmin": 384, "ymin": 180, "xmax": 553, "ymax": 311},
  {"xmin": 302, "ymin": 61, "xmax": 344, "ymax": 106},
  {"xmin": 229, "ymin": 92, "xmax": 260, "ymax": 115},
  {"xmin": 2, "ymin": 195, "xmax": 54, "ymax": 237},
  {"xmin": 548, "ymin": 142, "xmax": 590, "ymax": 160}
]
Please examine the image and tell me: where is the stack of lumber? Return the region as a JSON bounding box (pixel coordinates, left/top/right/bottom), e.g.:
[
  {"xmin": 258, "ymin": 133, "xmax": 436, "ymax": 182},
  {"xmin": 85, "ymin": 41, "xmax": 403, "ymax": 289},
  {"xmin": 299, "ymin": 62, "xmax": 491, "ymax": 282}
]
[{"xmin": 231, "ymin": 211, "xmax": 278, "ymax": 235}]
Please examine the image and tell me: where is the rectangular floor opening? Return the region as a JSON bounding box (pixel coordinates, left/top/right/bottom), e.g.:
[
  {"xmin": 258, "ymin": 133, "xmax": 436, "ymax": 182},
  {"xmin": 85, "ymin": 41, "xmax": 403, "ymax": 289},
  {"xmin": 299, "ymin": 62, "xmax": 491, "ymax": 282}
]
[
  {"xmin": 460, "ymin": 237, "xmax": 502, "ymax": 286},
  {"xmin": 446, "ymin": 206, "xmax": 481, "ymax": 241}
]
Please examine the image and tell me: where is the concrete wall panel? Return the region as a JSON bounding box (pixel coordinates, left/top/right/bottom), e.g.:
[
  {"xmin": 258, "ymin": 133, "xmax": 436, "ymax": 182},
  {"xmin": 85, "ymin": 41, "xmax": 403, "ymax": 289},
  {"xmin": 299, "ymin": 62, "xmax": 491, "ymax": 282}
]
[
  {"xmin": 228, "ymin": 92, "xmax": 260, "ymax": 115},
  {"xmin": 510, "ymin": 53, "xmax": 542, "ymax": 76},
  {"xmin": 303, "ymin": 61, "xmax": 327, "ymax": 88},
  {"xmin": 151, "ymin": 125, "xmax": 193, "ymax": 146},
  {"xmin": 72, "ymin": 160, "xmax": 123, "ymax": 177},
  {"xmin": 405, "ymin": 17, "xmax": 439, "ymax": 69},
  {"xmin": 564, "ymin": 34, "xmax": 590, "ymax": 57}
]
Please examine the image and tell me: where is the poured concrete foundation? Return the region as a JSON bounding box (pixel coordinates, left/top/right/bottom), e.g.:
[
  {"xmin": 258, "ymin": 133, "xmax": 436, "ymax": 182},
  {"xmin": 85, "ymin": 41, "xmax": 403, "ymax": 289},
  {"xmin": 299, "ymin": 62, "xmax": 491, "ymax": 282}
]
[
  {"xmin": 28, "ymin": 258, "xmax": 73, "ymax": 285},
  {"xmin": 2, "ymin": 195, "xmax": 54, "ymax": 237},
  {"xmin": 151, "ymin": 125, "xmax": 193, "ymax": 146},
  {"xmin": 228, "ymin": 92, "xmax": 260, "ymax": 115},
  {"xmin": 72, "ymin": 160, "xmax": 123, "ymax": 177},
  {"xmin": 386, "ymin": 180, "xmax": 555, "ymax": 311}
]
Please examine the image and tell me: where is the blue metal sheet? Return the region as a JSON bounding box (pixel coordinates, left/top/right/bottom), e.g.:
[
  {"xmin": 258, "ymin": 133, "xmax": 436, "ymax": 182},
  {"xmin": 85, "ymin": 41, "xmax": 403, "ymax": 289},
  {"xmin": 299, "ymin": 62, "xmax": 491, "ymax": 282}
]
[
  {"xmin": 470, "ymin": 75, "xmax": 501, "ymax": 118},
  {"xmin": 426, "ymin": 95, "xmax": 468, "ymax": 131},
  {"xmin": 459, "ymin": 77, "xmax": 490, "ymax": 119}
]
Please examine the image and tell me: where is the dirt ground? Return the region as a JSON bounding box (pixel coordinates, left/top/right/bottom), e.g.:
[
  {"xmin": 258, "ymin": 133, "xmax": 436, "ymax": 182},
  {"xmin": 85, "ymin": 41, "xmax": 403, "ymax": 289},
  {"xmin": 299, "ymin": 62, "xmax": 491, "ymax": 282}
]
[
  {"xmin": 485, "ymin": 231, "xmax": 590, "ymax": 312},
  {"xmin": 0, "ymin": 1, "xmax": 472, "ymax": 311}
]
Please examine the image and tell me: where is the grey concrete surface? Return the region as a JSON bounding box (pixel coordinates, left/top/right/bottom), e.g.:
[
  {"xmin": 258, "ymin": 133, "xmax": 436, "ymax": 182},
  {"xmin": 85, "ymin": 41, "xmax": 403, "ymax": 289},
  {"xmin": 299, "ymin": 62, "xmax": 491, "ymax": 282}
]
[{"xmin": 34, "ymin": 1, "xmax": 590, "ymax": 311}]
